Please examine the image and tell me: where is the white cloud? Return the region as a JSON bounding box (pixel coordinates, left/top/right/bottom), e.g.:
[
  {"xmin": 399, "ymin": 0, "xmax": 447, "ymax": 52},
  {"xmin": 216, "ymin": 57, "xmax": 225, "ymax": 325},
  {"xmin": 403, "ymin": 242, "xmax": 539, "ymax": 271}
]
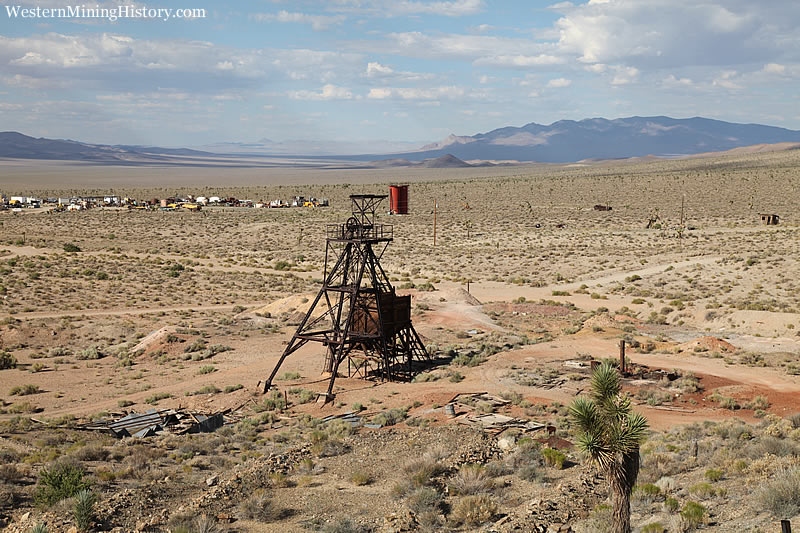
[
  {"xmin": 331, "ymin": 0, "xmax": 484, "ymax": 17},
  {"xmin": 763, "ymin": 63, "xmax": 786, "ymax": 74},
  {"xmin": 366, "ymin": 61, "xmax": 394, "ymax": 77},
  {"xmin": 364, "ymin": 31, "xmax": 555, "ymax": 63},
  {"xmin": 610, "ymin": 65, "xmax": 639, "ymax": 85},
  {"xmin": 547, "ymin": 77, "xmax": 571, "ymax": 88},
  {"xmin": 288, "ymin": 84, "xmax": 353, "ymax": 100},
  {"xmin": 364, "ymin": 61, "xmax": 435, "ymax": 81},
  {"xmin": 473, "ymin": 54, "xmax": 563, "ymax": 68},
  {"xmin": 251, "ymin": 11, "xmax": 346, "ymax": 31},
  {"xmin": 552, "ymin": 0, "xmax": 798, "ymax": 71},
  {"xmin": 0, "ymin": 33, "xmax": 365, "ymax": 91},
  {"xmin": 367, "ymin": 86, "xmax": 466, "ymax": 100},
  {"xmin": 662, "ymin": 74, "xmax": 694, "ymax": 87},
  {"xmin": 712, "ymin": 70, "xmax": 742, "ymax": 89}
]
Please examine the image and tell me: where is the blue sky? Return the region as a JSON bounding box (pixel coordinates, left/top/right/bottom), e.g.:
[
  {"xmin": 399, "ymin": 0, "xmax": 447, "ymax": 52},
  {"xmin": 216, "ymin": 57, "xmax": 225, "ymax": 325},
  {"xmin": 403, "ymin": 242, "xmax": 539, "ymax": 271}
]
[{"xmin": 1, "ymin": 0, "xmax": 798, "ymax": 149}]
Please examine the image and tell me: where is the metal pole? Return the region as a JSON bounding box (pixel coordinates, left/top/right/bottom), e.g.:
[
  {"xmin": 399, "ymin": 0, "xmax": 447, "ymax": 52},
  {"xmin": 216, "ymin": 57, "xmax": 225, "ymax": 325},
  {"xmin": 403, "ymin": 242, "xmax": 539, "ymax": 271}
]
[{"xmin": 619, "ymin": 340, "xmax": 626, "ymax": 373}]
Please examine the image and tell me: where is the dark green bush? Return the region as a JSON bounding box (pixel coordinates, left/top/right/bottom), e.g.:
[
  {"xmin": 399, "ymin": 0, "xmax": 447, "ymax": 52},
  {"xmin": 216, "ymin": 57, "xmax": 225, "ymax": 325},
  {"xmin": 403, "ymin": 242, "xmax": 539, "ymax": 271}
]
[{"xmin": 34, "ymin": 462, "xmax": 90, "ymax": 507}]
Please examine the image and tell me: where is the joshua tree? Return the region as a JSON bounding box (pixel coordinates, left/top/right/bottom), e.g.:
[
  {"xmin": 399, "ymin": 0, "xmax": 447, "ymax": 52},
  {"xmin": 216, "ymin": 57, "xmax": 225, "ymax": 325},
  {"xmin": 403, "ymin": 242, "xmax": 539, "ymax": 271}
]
[{"xmin": 569, "ymin": 362, "xmax": 649, "ymax": 533}]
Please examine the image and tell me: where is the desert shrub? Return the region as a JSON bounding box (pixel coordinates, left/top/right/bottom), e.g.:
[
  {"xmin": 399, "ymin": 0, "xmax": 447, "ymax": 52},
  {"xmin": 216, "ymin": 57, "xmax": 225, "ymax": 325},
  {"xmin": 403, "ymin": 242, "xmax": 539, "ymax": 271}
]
[
  {"xmin": 450, "ymin": 494, "xmax": 498, "ymax": 526},
  {"xmin": 239, "ymin": 489, "xmax": 282, "ymax": 521},
  {"xmin": 0, "ymin": 351, "xmax": 16, "ymax": 369},
  {"xmin": 70, "ymin": 445, "xmax": 108, "ymax": 462},
  {"xmin": 325, "ymin": 418, "xmax": 354, "ymax": 439},
  {"xmin": 704, "ymin": 468, "xmax": 724, "ymax": 482},
  {"xmin": 255, "ymin": 390, "xmax": 287, "ymax": 412},
  {"xmin": 349, "ymin": 470, "xmax": 372, "ymax": 486},
  {"xmin": 406, "ymin": 487, "xmax": 443, "ymax": 514},
  {"xmin": 73, "ymin": 489, "xmax": 96, "ymax": 531},
  {"xmin": 451, "ymin": 352, "xmax": 486, "ymax": 367},
  {"xmin": 144, "ymin": 392, "xmax": 171, "ymax": 404},
  {"xmin": 30, "ymin": 524, "xmax": 48, "ymax": 533},
  {"xmin": 505, "ymin": 442, "xmax": 544, "ymax": 481},
  {"xmin": 371, "ymin": 408, "xmax": 407, "ymax": 427},
  {"xmin": 76, "ymin": 347, "xmax": 102, "ymax": 360},
  {"xmin": 34, "ymin": 462, "xmax": 90, "ymax": 506},
  {"xmin": 640, "ymin": 523, "xmax": 665, "ymax": 533},
  {"xmin": 448, "ymin": 464, "xmax": 494, "ymax": 495},
  {"xmin": 0, "ymin": 463, "xmax": 23, "ymax": 483},
  {"xmin": 313, "ymin": 439, "xmax": 350, "ymax": 458},
  {"xmin": 63, "ymin": 243, "xmax": 81, "ymax": 253},
  {"xmin": 745, "ymin": 395, "xmax": 770, "ymax": 411},
  {"xmin": 279, "ymin": 371, "xmax": 301, "ymax": 380},
  {"xmin": 633, "ymin": 483, "xmax": 661, "ymax": 503},
  {"xmin": 680, "ymin": 501, "xmax": 706, "ymax": 529},
  {"xmin": 688, "ymin": 482, "xmax": 715, "ymax": 498},
  {"xmin": 664, "ymin": 496, "xmax": 680, "ymax": 513},
  {"xmin": 184, "ymin": 339, "xmax": 207, "ymax": 353},
  {"xmin": 268, "ymin": 472, "xmax": 291, "ymax": 488},
  {"xmin": 754, "ymin": 466, "xmax": 800, "ymax": 517},
  {"xmin": 541, "ymin": 447, "xmax": 566, "ymax": 469},
  {"xmin": 404, "ymin": 454, "xmax": 445, "ymax": 488},
  {"xmin": 9, "ymin": 384, "xmax": 41, "ymax": 396},
  {"xmin": 747, "ymin": 436, "xmax": 798, "ymax": 458}
]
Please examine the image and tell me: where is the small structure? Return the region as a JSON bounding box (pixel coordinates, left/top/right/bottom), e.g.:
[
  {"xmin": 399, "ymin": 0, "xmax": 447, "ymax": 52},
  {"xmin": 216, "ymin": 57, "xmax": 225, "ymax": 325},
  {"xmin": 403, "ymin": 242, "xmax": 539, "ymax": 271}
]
[
  {"xmin": 760, "ymin": 213, "xmax": 780, "ymax": 226},
  {"xmin": 593, "ymin": 204, "xmax": 612, "ymax": 211},
  {"xmin": 389, "ymin": 184, "xmax": 409, "ymax": 214}
]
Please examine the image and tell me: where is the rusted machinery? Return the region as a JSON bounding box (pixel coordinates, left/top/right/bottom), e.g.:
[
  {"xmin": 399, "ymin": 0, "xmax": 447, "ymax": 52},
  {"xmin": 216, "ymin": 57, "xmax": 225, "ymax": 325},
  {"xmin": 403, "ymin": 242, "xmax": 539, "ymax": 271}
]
[{"xmin": 262, "ymin": 194, "xmax": 429, "ymax": 401}]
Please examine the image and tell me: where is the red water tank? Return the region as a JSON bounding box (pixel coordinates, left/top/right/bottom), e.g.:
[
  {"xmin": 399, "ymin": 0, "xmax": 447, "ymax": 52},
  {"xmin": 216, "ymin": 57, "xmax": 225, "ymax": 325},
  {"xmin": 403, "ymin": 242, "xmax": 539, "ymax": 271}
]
[{"xmin": 389, "ymin": 184, "xmax": 409, "ymax": 214}]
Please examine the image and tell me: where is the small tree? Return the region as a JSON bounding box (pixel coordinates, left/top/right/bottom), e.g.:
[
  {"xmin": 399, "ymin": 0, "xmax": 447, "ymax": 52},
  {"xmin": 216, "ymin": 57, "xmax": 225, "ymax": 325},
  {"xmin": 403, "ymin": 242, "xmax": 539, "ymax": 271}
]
[{"xmin": 569, "ymin": 362, "xmax": 648, "ymax": 533}]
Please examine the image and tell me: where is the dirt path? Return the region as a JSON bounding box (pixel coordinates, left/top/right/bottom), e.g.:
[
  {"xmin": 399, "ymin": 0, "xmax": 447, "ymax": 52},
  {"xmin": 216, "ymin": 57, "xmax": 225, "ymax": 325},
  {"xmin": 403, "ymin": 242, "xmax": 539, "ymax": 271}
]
[
  {"xmin": 460, "ymin": 254, "xmax": 721, "ymax": 306},
  {"xmin": 5, "ymin": 302, "xmax": 267, "ymax": 320}
]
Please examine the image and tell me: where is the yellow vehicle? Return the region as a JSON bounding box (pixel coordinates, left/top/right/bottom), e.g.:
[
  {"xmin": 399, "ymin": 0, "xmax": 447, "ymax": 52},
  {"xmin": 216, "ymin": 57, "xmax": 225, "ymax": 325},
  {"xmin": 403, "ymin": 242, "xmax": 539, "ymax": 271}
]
[
  {"xmin": 182, "ymin": 203, "xmax": 202, "ymax": 211},
  {"xmin": 303, "ymin": 200, "xmax": 319, "ymax": 208}
]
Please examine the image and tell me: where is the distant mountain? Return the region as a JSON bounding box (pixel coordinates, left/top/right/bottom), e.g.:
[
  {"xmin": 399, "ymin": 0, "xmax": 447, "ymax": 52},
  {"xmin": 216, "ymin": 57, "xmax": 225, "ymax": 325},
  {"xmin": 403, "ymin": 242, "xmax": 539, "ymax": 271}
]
[
  {"xmin": 0, "ymin": 132, "xmax": 211, "ymax": 163},
  {"xmin": 396, "ymin": 116, "xmax": 800, "ymax": 163},
  {"xmin": 372, "ymin": 154, "xmax": 473, "ymax": 168},
  {"xmin": 4, "ymin": 116, "xmax": 800, "ymax": 166}
]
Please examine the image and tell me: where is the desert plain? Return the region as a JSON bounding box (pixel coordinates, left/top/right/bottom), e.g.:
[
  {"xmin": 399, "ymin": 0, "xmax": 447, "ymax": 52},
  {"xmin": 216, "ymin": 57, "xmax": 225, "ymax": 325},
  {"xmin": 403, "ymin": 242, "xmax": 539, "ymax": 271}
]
[{"xmin": 2, "ymin": 148, "xmax": 800, "ymax": 532}]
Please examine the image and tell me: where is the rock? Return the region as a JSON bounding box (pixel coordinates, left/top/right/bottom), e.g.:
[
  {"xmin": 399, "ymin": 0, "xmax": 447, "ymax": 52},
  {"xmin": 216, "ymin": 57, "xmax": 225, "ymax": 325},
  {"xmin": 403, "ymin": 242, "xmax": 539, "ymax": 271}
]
[
  {"xmin": 497, "ymin": 436, "xmax": 517, "ymax": 451},
  {"xmin": 206, "ymin": 475, "xmax": 218, "ymax": 486},
  {"xmin": 19, "ymin": 512, "xmax": 30, "ymax": 522},
  {"xmin": 67, "ymin": 527, "xmax": 79, "ymax": 533}
]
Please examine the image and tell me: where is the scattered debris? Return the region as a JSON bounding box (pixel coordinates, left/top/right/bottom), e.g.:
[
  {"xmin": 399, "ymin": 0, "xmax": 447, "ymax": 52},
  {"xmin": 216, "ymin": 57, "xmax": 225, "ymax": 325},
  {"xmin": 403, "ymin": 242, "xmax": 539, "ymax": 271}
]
[
  {"xmin": 458, "ymin": 413, "xmax": 545, "ymax": 435},
  {"xmin": 82, "ymin": 408, "xmax": 235, "ymax": 438},
  {"xmin": 320, "ymin": 411, "xmax": 363, "ymax": 428}
]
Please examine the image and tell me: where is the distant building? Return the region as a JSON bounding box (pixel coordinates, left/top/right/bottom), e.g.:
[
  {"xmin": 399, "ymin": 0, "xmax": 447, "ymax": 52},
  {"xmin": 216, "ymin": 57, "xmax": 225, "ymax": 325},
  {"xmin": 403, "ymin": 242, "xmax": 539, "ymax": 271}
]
[{"xmin": 760, "ymin": 213, "xmax": 780, "ymax": 225}]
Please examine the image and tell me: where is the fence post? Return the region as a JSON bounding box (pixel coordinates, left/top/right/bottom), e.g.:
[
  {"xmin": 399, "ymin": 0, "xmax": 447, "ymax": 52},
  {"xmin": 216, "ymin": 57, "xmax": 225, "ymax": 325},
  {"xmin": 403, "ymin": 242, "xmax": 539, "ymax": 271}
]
[{"xmin": 782, "ymin": 519, "xmax": 792, "ymax": 533}]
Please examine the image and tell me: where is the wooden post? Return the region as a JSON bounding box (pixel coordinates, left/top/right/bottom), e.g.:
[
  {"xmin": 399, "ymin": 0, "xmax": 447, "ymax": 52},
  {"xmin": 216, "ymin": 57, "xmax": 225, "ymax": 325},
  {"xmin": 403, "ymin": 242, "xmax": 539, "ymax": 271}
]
[
  {"xmin": 619, "ymin": 340, "xmax": 626, "ymax": 373},
  {"xmin": 782, "ymin": 520, "xmax": 792, "ymax": 533},
  {"xmin": 433, "ymin": 198, "xmax": 437, "ymax": 247}
]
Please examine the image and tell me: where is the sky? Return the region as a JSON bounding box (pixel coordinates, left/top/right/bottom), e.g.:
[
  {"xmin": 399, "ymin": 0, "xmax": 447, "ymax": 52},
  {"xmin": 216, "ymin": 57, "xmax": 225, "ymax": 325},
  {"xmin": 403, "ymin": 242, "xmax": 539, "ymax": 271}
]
[{"xmin": 0, "ymin": 0, "xmax": 799, "ymax": 149}]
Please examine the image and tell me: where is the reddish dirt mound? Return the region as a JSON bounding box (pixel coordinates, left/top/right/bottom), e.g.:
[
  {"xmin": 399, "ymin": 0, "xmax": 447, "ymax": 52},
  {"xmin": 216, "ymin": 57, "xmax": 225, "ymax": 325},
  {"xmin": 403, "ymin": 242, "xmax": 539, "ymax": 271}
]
[{"xmin": 678, "ymin": 336, "xmax": 736, "ymax": 353}]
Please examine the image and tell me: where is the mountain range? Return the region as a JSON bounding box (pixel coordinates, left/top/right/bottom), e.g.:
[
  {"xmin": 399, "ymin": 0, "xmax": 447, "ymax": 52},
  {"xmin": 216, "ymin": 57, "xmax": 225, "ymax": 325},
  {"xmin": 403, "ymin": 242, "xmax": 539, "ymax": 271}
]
[
  {"xmin": 395, "ymin": 116, "xmax": 800, "ymax": 163},
  {"xmin": 2, "ymin": 116, "xmax": 800, "ymax": 166}
]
